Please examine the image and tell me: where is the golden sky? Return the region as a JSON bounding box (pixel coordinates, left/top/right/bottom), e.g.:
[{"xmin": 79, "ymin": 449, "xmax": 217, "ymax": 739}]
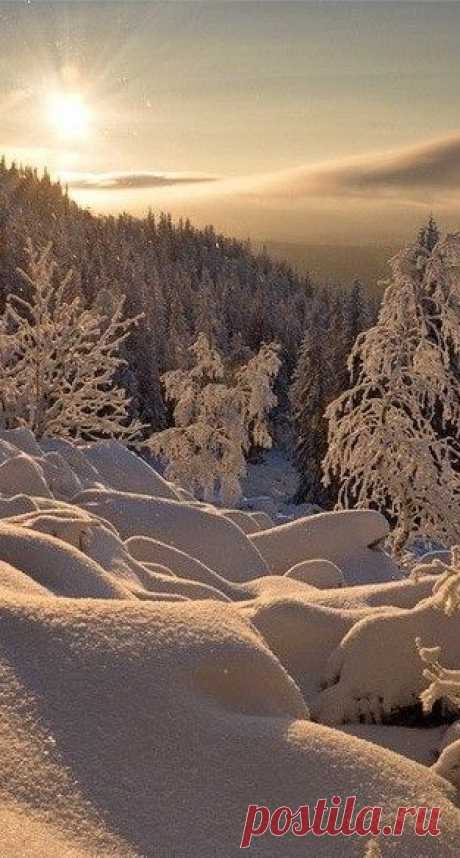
[{"xmin": 1, "ymin": 1, "xmax": 460, "ymax": 244}]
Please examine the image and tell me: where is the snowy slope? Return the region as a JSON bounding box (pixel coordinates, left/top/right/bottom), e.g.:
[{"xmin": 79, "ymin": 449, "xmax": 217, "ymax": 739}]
[{"xmin": 0, "ymin": 430, "xmax": 458, "ymax": 856}]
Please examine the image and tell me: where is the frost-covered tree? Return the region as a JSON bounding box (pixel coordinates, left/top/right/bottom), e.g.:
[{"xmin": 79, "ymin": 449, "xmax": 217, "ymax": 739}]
[
  {"xmin": 323, "ymin": 231, "xmax": 460, "ymax": 553},
  {"xmin": 0, "ymin": 241, "xmax": 144, "ymax": 441},
  {"xmin": 236, "ymin": 341, "xmax": 281, "ymax": 451},
  {"xmin": 418, "ymin": 214, "xmax": 440, "ymax": 254},
  {"xmin": 147, "ymin": 333, "xmax": 280, "ymax": 504},
  {"xmin": 290, "ymin": 290, "xmax": 355, "ymax": 506}
]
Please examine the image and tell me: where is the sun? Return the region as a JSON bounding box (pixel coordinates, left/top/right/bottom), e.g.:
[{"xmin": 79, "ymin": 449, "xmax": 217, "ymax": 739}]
[{"xmin": 46, "ymin": 92, "xmax": 91, "ymax": 139}]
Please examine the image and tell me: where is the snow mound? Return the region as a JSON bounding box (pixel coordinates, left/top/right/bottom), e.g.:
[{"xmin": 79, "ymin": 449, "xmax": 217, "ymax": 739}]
[
  {"xmin": 239, "ymin": 595, "xmax": 358, "ymax": 699},
  {"xmin": 249, "ymin": 510, "xmax": 274, "ymax": 529},
  {"xmin": 7, "ymin": 513, "xmax": 228, "ymax": 603},
  {"xmin": 0, "ymin": 594, "xmax": 458, "ymax": 857},
  {"xmin": 83, "ymin": 440, "xmax": 181, "ymax": 500},
  {"xmin": 220, "ymin": 508, "xmax": 262, "ymax": 534},
  {"xmin": 125, "ymin": 535, "xmax": 239, "ymax": 598},
  {"xmin": 0, "ymin": 427, "xmax": 42, "ymax": 457},
  {"xmin": 38, "ymin": 452, "xmax": 83, "ymax": 499},
  {"xmin": 0, "ymin": 561, "xmax": 52, "ymax": 597},
  {"xmin": 0, "ymin": 524, "xmax": 132, "ymax": 600},
  {"xmin": 313, "ymin": 592, "xmax": 460, "ymax": 724},
  {"xmin": 39, "ymin": 437, "xmax": 103, "ymax": 487},
  {"xmin": 0, "ymin": 495, "xmax": 38, "ymax": 518},
  {"xmin": 0, "ymin": 454, "xmax": 51, "ymax": 499},
  {"xmin": 286, "ymin": 559, "xmax": 344, "ymax": 589},
  {"xmin": 74, "ymin": 489, "xmax": 268, "ymax": 581},
  {"xmin": 250, "ymin": 509, "xmax": 402, "ymax": 584}
]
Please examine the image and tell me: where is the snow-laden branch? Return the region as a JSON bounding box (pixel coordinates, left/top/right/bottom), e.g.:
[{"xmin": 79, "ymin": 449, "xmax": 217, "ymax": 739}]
[{"xmin": 0, "ymin": 240, "xmax": 144, "ymax": 442}]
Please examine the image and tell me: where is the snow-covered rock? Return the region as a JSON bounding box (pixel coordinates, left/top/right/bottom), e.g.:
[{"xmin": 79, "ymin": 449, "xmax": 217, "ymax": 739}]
[
  {"xmin": 74, "ymin": 488, "xmax": 268, "ymax": 582},
  {"xmin": 0, "ymin": 595, "xmax": 458, "ymax": 857},
  {"xmin": 313, "ymin": 592, "xmax": 460, "ymax": 724},
  {"xmin": 432, "ymin": 739, "xmax": 460, "ymax": 790},
  {"xmin": 0, "ymin": 454, "xmax": 52, "ymax": 498},
  {"xmin": 83, "ymin": 440, "xmax": 181, "ymax": 500},
  {"xmin": 286, "ymin": 559, "xmax": 344, "ymax": 589},
  {"xmin": 250, "ymin": 509, "xmax": 402, "ymax": 584}
]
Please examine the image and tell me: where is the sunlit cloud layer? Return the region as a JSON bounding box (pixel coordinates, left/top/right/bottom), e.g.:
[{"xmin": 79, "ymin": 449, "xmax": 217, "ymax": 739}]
[
  {"xmin": 63, "ymin": 170, "xmax": 218, "ymax": 190},
  {"xmin": 64, "ymin": 132, "xmax": 460, "ymax": 245},
  {"xmin": 250, "ymin": 132, "xmax": 460, "ymax": 201}
]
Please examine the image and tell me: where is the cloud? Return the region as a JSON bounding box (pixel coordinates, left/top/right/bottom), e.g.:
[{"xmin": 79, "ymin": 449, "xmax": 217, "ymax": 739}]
[
  {"xmin": 249, "ymin": 132, "xmax": 460, "ymax": 201},
  {"xmin": 62, "ymin": 170, "xmax": 218, "ymax": 190}
]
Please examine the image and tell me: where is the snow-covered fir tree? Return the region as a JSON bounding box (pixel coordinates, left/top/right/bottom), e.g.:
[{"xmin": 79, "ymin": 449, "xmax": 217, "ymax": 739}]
[
  {"xmin": 323, "ymin": 224, "xmax": 460, "ymax": 553},
  {"xmin": 147, "ymin": 333, "xmax": 280, "ymax": 504},
  {"xmin": 235, "ymin": 341, "xmax": 281, "ymax": 452},
  {"xmin": 0, "ymin": 241, "xmax": 144, "ymax": 441},
  {"xmin": 290, "ymin": 287, "xmax": 374, "ymax": 506}
]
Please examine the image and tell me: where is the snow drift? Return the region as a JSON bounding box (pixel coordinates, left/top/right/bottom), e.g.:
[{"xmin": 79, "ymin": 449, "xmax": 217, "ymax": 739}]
[{"xmin": 0, "ymin": 433, "xmax": 458, "ymax": 856}]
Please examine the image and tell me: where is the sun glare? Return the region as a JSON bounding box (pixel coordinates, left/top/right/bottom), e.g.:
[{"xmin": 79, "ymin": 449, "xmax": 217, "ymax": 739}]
[{"xmin": 47, "ymin": 92, "xmax": 91, "ymax": 139}]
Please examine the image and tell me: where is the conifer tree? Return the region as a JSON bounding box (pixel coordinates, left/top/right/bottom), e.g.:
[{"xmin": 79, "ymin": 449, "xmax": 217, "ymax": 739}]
[
  {"xmin": 323, "ymin": 230, "xmax": 460, "ymax": 553},
  {"xmin": 148, "ymin": 333, "xmax": 280, "ymax": 503}
]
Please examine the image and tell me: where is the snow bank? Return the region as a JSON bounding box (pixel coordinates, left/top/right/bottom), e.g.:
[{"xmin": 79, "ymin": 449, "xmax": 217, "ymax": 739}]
[
  {"xmin": 83, "ymin": 440, "xmax": 181, "ymax": 500},
  {"xmin": 286, "ymin": 559, "xmax": 344, "ymax": 589},
  {"xmin": 0, "ymin": 524, "xmax": 132, "ymax": 600},
  {"xmin": 74, "ymin": 489, "xmax": 268, "ymax": 581},
  {"xmin": 0, "ymin": 595, "xmax": 458, "ymax": 857},
  {"xmin": 125, "ymin": 535, "xmax": 239, "ymax": 598},
  {"xmin": 220, "ymin": 508, "xmax": 261, "ymax": 534},
  {"xmin": 250, "ymin": 509, "xmax": 402, "ymax": 584},
  {"xmin": 0, "ymin": 454, "xmax": 51, "ymax": 499},
  {"xmin": 0, "ymin": 433, "xmax": 458, "ymax": 855},
  {"xmin": 313, "ymin": 592, "xmax": 460, "ymax": 724}
]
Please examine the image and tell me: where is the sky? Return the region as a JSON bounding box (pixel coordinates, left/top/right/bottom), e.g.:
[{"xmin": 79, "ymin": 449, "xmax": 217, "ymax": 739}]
[{"xmin": 1, "ymin": 1, "xmax": 460, "ymax": 245}]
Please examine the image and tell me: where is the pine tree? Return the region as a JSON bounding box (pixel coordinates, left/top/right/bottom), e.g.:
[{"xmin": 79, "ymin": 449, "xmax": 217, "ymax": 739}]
[
  {"xmin": 418, "ymin": 214, "xmax": 440, "ymax": 253},
  {"xmin": 323, "ymin": 231, "xmax": 460, "ymax": 553},
  {"xmin": 290, "ymin": 290, "xmax": 350, "ymax": 506},
  {"xmin": 0, "ymin": 241, "xmax": 144, "ymax": 441}
]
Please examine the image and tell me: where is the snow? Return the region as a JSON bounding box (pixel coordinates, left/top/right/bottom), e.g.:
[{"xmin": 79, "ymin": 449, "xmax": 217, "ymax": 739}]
[
  {"xmin": 0, "ymin": 432, "xmax": 458, "ymax": 856},
  {"xmin": 313, "ymin": 592, "xmax": 460, "ymax": 724},
  {"xmin": 1, "ymin": 595, "xmax": 459, "ymax": 857},
  {"xmin": 432, "ymin": 740, "xmax": 460, "ymax": 789},
  {"xmin": 74, "ymin": 488, "xmax": 269, "ymax": 582},
  {"xmin": 286, "ymin": 559, "xmax": 344, "ymax": 589},
  {"xmin": 250, "ymin": 509, "xmax": 402, "ymax": 584},
  {"xmin": 83, "ymin": 440, "xmax": 181, "ymax": 500},
  {"xmin": 0, "ymin": 454, "xmax": 52, "ymax": 499}
]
